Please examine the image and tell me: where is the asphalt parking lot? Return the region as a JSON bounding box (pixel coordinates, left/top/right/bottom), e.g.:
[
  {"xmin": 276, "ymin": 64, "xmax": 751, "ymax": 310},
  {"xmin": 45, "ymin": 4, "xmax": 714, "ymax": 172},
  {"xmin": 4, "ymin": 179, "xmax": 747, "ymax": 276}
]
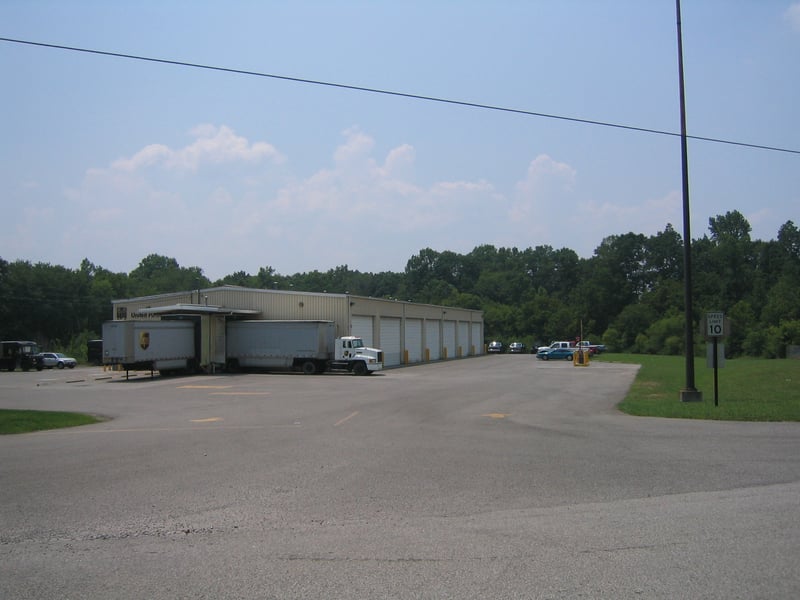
[{"xmin": 2, "ymin": 356, "xmax": 799, "ymax": 599}]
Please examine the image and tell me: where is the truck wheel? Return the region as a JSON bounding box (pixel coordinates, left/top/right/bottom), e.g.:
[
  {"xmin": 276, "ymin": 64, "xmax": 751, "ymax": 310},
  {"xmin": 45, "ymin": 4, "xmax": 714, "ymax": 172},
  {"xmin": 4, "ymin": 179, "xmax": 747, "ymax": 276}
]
[
  {"xmin": 301, "ymin": 361, "xmax": 317, "ymax": 375},
  {"xmin": 57, "ymin": 362, "xmax": 65, "ymax": 369},
  {"xmin": 352, "ymin": 361, "xmax": 367, "ymax": 376}
]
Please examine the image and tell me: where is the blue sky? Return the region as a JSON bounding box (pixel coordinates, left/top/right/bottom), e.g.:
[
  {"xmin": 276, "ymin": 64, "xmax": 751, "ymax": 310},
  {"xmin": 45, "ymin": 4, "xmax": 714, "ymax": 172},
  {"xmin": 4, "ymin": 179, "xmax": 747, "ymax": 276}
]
[{"xmin": 2, "ymin": 1, "xmax": 798, "ymax": 281}]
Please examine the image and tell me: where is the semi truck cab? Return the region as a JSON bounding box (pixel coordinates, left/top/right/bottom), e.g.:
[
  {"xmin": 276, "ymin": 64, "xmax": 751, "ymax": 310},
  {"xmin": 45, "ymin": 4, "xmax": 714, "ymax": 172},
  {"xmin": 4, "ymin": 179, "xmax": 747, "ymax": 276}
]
[{"xmin": 335, "ymin": 336, "xmax": 383, "ymax": 373}]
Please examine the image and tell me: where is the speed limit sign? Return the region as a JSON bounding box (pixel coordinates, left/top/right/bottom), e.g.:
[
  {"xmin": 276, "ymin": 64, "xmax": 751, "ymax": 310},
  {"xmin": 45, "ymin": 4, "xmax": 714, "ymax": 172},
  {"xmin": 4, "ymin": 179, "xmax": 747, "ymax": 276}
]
[{"xmin": 706, "ymin": 312, "xmax": 724, "ymax": 338}]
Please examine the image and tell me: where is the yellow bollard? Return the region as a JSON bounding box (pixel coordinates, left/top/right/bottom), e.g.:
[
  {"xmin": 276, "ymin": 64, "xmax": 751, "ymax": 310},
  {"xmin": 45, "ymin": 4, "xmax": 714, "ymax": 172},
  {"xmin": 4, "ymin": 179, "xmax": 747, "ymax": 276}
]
[{"xmin": 573, "ymin": 349, "xmax": 590, "ymax": 367}]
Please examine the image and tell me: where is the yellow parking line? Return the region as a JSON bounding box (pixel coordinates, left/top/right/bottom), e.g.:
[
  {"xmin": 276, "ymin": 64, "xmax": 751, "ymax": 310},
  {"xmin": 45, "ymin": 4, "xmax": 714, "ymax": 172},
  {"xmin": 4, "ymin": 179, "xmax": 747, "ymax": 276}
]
[
  {"xmin": 483, "ymin": 413, "xmax": 510, "ymax": 419},
  {"xmin": 334, "ymin": 411, "xmax": 359, "ymax": 427},
  {"xmin": 210, "ymin": 392, "xmax": 271, "ymax": 396},
  {"xmin": 179, "ymin": 385, "xmax": 233, "ymax": 389},
  {"xmin": 191, "ymin": 417, "xmax": 223, "ymax": 423}
]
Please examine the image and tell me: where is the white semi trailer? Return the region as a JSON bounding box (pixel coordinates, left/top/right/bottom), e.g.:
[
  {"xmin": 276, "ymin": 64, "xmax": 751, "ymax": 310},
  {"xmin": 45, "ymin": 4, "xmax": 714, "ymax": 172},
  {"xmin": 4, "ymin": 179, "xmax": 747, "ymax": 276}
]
[
  {"xmin": 226, "ymin": 320, "xmax": 383, "ymax": 375},
  {"xmin": 102, "ymin": 320, "xmax": 198, "ymax": 376}
]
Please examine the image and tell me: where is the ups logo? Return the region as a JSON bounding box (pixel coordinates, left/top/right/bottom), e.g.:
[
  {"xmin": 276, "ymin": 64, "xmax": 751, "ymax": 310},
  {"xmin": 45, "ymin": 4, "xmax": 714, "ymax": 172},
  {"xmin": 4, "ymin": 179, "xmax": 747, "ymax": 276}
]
[{"xmin": 139, "ymin": 331, "xmax": 150, "ymax": 350}]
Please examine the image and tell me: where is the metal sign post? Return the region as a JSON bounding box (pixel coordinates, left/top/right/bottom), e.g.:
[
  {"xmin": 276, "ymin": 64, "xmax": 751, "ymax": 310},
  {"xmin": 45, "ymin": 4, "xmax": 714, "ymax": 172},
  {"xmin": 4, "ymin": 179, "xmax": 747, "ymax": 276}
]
[
  {"xmin": 712, "ymin": 337, "xmax": 719, "ymax": 407},
  {"xmin": 704, "ymin": 312, "xmax": 726, "ymax": 407}
]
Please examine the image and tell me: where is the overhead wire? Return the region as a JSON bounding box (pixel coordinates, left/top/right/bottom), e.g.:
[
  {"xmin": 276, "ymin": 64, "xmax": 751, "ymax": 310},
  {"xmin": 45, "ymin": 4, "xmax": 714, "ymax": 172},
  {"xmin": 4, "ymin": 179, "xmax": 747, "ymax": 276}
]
[{"xmin": 1, "ymin": 36, "xmax": 798, "ymax": 156}]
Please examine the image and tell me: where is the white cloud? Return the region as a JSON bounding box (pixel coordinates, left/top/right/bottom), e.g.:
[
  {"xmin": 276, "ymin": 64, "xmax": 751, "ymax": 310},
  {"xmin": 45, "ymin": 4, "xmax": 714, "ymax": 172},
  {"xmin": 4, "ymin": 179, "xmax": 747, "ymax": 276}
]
[
  {"xmin": 380, "ymin": 144, "xmax": 415, "ymax": 179},
  {"xmin": 504, "ymin": 156, "xmax": 683, "ymax": 257},
  {"xmin": 333, "ymin": 127, "xmax": 376, "ymax": 168},
  {"xmin": 745, "ymin": 206, "xmax": 773, "ymax": 232},
  {"xmin": 275, "ymin": 130, "xmax": 500, "ymax": 232},
  {"xmin": 581, "ymin": 190, "xmax": 681, "ymax": 238},
  {"xmin": 55, "ymin": 126, "xmax": 504, "ymax": 277},
  {"xmin": 509, "ymin": 154, "xmax": 578, "ymax": 241},
  {"xmin": 515, "ymin": 154, "xmax": 577, "ymax": 198},
  {"xmin": 36, "ymin": 125, "xmax": 686, "ymax": 278},
  {"xmin": 272, "ymin": 129, "xmax": 419, "ymax": 221},
  {"xmin": 785, "ymin": 3, "xmax": 800, "ymax": 32},
  {"xmin": 209, "ymin": 186, "xmax": 234, "ymax": 207},
  {"xmin": 54, "ymin": 126, "xmax": 288, "ymax": 275},
  {"xmin": 111, "ymin": 144, "xmax": 171, "ymax": 172},
  {"xmin": 225, "ymin": 129, "xmax": 503, "ymax": 274},
  {"xmin": 110, "ymin": 125, "xmax": 283, "ymax": 172}
]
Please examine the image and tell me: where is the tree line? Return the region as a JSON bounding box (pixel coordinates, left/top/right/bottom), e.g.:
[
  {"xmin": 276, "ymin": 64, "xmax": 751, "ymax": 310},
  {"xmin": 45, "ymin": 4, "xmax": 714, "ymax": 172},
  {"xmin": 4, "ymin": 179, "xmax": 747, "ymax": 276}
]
[{"xmin": 1, "ymin": 210, "xmax": 798, "ymax": 360}]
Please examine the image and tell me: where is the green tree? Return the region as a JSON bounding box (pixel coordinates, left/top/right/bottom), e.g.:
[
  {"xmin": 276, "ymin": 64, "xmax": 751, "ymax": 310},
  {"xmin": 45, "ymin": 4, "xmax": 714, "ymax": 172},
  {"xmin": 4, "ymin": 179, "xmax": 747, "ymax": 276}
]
[
  {"xmin": 0, "ymin": 258, "xmax": 10, "ymax": 337},
  {"xmin": 523, "ymin": 245, "xmax": 580, "ymax": 296},
  {"xmin": 575, "ymin": 233, "xmax": 647, "ymax": 335},
  {"xmin": 129, "ymin": 254, "xmax": 210, "ymax": 295},
  {"xmin": 634, "ymin": 311, "xmax": 684, "ymax": 355},
  {"xmin": 644, "ymin": 223, "xmax": 683, "ymax": 286},
  {"xmin": 216, "ymin": 270, "xmax": 257, "ymax": 287},
  {"xmin": 705, "ymin": 210, "xmax": 755, "ymax": 308},
  {"xmin": 404, "ymin": 248, "xmax": 441, "ymax": 299},
  {"xmin": 606, "ymin": 303, "xmax": 658, "ymax": 352},
  {"xmin": 726, "ymin": 300, "xmax": 757, "ymax": 357}
]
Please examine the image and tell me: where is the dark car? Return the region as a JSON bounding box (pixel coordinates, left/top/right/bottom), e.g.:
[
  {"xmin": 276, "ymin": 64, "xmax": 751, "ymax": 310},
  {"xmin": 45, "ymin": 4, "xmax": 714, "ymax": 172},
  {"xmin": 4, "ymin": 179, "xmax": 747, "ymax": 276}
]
[
  {"xmin": 487, "ymin": 341, "xmax": 504, "ymax": 353},
  {"xmin": 87, "ymin": 339, "xmax": 103, "ymax": 365},
  {"xmin": 508, "ymin": 342, "xmax": 526, "ymax": 353},
  {"xmin": 0, "ymin": 340, "xmax": 43, "ymax": 371},
  {"xmin": 536, "ymin": 347, "xmax": 576, "ymax": 361}
]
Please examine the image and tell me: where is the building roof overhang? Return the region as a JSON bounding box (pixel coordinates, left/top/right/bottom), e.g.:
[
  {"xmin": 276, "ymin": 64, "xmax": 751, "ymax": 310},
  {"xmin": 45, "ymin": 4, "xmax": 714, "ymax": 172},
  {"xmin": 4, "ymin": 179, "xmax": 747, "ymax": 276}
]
[{"xmin": 135, "ymin": 304, "xmax": 259, "ymax": 316}]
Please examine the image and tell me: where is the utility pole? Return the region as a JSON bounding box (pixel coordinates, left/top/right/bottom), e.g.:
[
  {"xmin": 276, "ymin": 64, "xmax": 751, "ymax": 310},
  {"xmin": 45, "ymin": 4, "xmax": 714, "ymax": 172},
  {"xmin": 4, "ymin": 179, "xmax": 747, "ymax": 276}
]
[{"xmin": 676, "ymin": 0, "xmax": 702, "ymax": 402}]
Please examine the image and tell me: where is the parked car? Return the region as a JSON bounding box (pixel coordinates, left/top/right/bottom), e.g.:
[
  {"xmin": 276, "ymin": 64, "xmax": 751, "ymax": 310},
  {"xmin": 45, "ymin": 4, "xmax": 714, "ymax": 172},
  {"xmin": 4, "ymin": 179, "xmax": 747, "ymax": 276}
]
[
  {"xmin": 487, "ymin": 341, "xmax": 504, "ymax": 353},
  {"xmin": 508, "ymin": 342, "xmax": 526, "ymax": 353},
  {"xmin": 38, "ymin": 352, "xmax": 77, "ymax": 369},
  {"xmin": 536, "ymin": 347, "xmax": 576, "ymax": 361}
]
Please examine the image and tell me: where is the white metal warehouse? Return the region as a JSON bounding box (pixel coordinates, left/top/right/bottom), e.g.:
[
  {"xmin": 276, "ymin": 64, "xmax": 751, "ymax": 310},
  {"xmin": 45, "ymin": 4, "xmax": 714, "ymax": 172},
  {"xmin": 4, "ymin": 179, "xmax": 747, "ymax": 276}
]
[{"xmin": 110, "ymin": 286, "xmax": 484, "ymax": 371}]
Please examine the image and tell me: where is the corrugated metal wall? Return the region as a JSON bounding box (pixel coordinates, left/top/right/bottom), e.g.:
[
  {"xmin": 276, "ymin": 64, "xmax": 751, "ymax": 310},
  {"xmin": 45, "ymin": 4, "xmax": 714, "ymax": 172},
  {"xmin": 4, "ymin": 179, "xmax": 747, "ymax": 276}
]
[
  {"xmin": 110, "ymin": 291, "xmax": 193, "ymax": 320},
  {"xmin": 206, "ymin": 288, "xmax": 350, "ymax": 332}
]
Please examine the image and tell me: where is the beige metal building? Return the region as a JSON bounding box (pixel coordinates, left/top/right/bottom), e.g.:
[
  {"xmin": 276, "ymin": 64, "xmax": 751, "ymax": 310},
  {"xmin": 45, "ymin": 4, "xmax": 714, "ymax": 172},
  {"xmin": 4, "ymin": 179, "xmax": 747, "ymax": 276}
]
[{"xmin": 111, "ymin": 286, "xmax": 484, "ymax": 370}]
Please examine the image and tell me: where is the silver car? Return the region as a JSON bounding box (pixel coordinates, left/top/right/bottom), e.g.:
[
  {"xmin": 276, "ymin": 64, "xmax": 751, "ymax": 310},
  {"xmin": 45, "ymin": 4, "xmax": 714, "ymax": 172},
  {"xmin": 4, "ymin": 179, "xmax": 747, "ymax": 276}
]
[{"xmin": 38, "ymin": 352, "xmax": 77, "ymax": 369}]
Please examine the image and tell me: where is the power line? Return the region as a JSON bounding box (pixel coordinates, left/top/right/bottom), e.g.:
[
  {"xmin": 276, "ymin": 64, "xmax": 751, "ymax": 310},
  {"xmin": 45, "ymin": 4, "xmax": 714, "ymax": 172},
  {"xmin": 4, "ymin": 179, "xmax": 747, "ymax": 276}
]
[{"xmin": 2, "ymin": 36, "xmax": 799, "ymax": 156}]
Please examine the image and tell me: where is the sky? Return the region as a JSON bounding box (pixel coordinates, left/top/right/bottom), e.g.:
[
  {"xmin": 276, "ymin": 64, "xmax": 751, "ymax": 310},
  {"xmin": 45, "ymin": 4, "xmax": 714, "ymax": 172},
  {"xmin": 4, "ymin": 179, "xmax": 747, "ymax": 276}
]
[{"xmin": 2, "ymin": 1, "xmax": 799, "ymax": 281}]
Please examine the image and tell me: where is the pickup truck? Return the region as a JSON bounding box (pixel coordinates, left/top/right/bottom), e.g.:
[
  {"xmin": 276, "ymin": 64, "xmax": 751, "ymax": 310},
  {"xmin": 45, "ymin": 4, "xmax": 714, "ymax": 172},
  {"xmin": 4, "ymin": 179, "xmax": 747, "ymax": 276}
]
[
  {"xmin": 577, "ymin": 341, "xmax": 606, "ymax": 354},
  {"xmin": 536, "ymin": 341, "xmax": 574, "ymax": 353}
]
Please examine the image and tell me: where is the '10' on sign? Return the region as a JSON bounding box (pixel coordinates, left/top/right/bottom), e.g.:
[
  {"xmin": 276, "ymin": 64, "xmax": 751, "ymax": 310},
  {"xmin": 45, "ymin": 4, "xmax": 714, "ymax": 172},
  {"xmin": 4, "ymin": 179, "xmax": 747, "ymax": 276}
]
[{"xmin": 706, "ymin": 312, "xmax": 724, "ymax": 337}]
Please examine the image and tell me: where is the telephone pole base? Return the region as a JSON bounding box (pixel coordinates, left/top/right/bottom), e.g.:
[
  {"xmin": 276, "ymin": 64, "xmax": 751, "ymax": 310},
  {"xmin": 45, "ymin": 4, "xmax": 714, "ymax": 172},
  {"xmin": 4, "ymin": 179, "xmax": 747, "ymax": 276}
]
[{"xmin": 680, "ymin": 389, "xmax": 703, "ymax": 402}]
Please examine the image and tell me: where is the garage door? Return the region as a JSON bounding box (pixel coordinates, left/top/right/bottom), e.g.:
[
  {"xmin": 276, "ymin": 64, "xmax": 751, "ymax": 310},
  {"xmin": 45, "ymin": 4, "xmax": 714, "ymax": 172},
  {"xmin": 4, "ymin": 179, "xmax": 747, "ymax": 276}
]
[
  {"xmin": 471, "ymin": 322, "xmax": 482, "ymax": 355},
  {"xmin": 458, "ymin": 322, "xmax": 469, "ymax": 358},
  {"xmin": 425, "ymin": 320, "xmax": 440, "ymax": 361},
  {"xmin": 380, "ymin": 317, "xmax": 402, "ymax": 366},
  {"xmin": 351, "ymin": 316, "xmax": 374, "ymax": 347},
  {"xmin": 405, "ymin": 318, "xmax": 422, "ymax": 364},
  {"xmin": 443, "ymin": 321, "xmax": 456, "ymax": 360}
]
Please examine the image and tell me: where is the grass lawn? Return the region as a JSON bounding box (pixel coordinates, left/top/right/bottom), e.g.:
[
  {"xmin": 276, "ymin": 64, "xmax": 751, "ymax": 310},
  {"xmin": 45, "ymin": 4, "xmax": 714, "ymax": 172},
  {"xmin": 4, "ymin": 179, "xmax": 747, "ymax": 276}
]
[
  {"xmin": 596, "ymin": 353, "xmax": 800, "ymax": 421},
  {"xmin": 0, "ymin": 409, "xmax": 102, "ymax": 434}
]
